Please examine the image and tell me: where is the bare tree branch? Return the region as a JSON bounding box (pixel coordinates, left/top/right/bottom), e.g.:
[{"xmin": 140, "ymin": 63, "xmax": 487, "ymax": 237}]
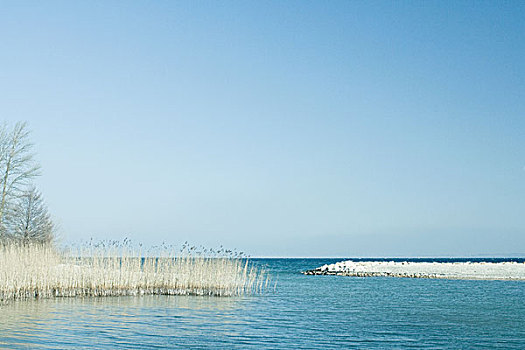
[
  {"xmin": 0, "ymin": 122, "xmax": 41, "ymax": 241},
  {"xmin": 6, "ymin": 186, "xmax": 55, "ymax": 245}
]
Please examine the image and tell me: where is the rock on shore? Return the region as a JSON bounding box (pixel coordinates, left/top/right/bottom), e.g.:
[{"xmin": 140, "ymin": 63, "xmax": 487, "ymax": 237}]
[{"xmin": 303, "ymin": 260, "xmax": 525, "ymax": 280}]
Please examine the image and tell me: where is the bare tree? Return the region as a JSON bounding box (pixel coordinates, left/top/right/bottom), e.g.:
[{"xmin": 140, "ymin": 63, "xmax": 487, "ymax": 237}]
[
  {"xmin": 0, "ymin": 122, "xmax": 41, "ymax": 240},
  {"xmin": 8, "ymin": 187, "xmax": 54, "ymax": 245}
]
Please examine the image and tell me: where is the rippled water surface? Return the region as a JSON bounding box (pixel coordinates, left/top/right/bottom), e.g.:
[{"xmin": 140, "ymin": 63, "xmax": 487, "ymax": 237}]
[{"xmin": 1, "ymin": 258, "xmax": 524, "ymax": 349}]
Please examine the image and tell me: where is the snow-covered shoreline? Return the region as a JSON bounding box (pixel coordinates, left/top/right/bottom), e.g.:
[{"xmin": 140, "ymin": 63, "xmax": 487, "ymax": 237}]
[{"xmin": 303, "ymin": 260, "xmax": 525, "ymax": 280}]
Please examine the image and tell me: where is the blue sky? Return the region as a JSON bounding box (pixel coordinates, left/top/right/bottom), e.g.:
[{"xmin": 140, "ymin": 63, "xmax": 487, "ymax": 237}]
[{"xmin": 1, "ymin": 1, "xmax": 524, "ymax": 256}]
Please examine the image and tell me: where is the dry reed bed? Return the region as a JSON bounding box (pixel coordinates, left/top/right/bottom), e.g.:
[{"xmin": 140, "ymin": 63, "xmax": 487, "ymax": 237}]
[{"xmin": 0, "ymin": 244, "xmax": 268, "ymax": 301}]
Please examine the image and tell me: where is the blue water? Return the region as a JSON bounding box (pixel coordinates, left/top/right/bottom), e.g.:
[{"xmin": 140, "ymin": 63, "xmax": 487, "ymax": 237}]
[{"xmin": 1, "ymin": 258, "xmax": 524, "ymax": 349}]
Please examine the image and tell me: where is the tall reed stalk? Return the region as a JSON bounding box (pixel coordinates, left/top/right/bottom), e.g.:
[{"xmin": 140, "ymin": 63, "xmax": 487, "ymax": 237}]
[{"xmin": 0, "ymin": 243, "xmax": 268, "ymax": 301}]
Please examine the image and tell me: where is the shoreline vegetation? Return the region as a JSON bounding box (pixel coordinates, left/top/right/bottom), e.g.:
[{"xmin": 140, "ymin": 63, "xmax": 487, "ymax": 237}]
[
  {"xmin": 0, "ymin": 123, "xmax": 269, "ymax": 301},
  {"xmin": 0, "ymin": 242, "xmax": 268, "ymax": 302},
  {"xmin": 304, "ymin": 260, "xmax": 525, "ymax": 280}
]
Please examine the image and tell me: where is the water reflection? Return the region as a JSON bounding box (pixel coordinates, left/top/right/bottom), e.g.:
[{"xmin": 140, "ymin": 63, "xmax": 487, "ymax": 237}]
[{"xmin": 0, "ymin": 295, "xmax": 250, "ymax": 349}]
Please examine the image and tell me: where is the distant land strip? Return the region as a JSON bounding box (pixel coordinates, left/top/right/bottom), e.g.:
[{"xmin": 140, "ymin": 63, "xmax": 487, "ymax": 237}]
[{"xmin": 303, "ymin": 260, "xmax": 525, "ymax": 280}]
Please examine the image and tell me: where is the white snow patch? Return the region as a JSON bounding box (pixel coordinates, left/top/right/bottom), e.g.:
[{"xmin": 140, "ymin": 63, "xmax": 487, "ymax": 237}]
[{"xmin": 311, "ymin": 261, "xmax": 525, "ymax": 280}]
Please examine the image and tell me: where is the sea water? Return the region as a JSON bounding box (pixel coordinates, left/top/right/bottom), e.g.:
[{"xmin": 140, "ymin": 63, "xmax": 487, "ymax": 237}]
[{"xmin": 0, "ymin": 258, "xmax": 524, "ymax": 349}]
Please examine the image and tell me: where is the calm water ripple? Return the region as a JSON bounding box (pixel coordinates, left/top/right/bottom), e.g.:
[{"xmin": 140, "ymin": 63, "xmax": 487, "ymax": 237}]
[{"xmin": 0, "ymin": 258, "xmax": 524, "ymax": 349}]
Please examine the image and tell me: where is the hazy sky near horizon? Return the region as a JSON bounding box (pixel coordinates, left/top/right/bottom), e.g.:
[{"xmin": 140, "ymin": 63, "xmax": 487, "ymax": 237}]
[{"xmin": 1, "ymin": 1, "xmax": 524, "ymax": 256}]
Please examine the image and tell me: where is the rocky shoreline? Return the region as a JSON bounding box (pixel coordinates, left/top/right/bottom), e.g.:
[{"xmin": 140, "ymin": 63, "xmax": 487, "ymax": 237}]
[{"xmin": 303, "ymin": 260, "xmax": 525, "ymax": 280}]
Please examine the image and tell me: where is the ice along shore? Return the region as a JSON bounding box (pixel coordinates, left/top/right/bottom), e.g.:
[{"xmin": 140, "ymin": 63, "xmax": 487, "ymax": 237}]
[{"xmin": 303, "ymin": 260, "xmax": 525, "ymax": 280}]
